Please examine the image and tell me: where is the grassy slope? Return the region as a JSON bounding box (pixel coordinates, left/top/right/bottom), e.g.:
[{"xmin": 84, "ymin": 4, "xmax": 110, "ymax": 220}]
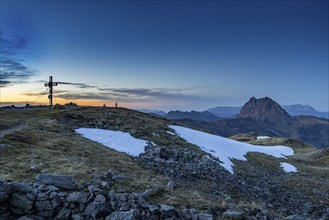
[
  {"xmin": 0, "ymin": 108, "xmax": 170, "ymax": 192},
  {"xmin": 1, "ymin": 107, "xmax": 328, "ymax": 210},
  {"xmin": 230, "ymin": 132, "xmax": 329, "ymax": 207}
]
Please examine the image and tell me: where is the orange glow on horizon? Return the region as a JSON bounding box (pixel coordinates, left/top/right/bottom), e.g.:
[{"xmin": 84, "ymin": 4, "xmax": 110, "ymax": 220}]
[{"xmin": 0, "ymin": 96, "xmax": 149, "ymax": 110}]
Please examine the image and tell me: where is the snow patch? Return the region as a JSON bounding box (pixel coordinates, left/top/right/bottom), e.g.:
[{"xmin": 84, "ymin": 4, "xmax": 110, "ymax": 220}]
[
  {"xmin": 75, "ymin": 128, "xmax": 148, "ymax": 157},
  {"xmin": 167, "ymin": 131, "xmax": 176, "ymax": 135},
  {"xmin": 257, "ymin": 136, "xmax": 270, "ymax": 140},
  {"xmin": 280, "ymin": 162, "xmax": 298, "ymax": 173},
  {"xmin": 170, "ymin": 125, "xmax": 294, "ymax": 174}
]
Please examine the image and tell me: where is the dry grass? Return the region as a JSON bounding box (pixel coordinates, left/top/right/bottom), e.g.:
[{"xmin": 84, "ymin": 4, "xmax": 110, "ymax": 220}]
[
  {"xmin": 1, "ymin": 107, "xmax": 328, "ymax": 214},
  {"xmin": 0, "ymin": 108, "xmax": 170, "ymax": 192},
  {"xmin": 230, "ymin": 132, "xmax": 317, "ymax": 155}
]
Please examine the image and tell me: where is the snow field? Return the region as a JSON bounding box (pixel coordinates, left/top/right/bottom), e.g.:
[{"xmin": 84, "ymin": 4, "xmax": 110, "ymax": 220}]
[
  {"xmin": 75, "ymin": 125, "xmax": 296, "ymax": 174},
  {"xmin": 169, "ymin": 125, "xmax": 295, "ymax": 174},
  {"xmin": 75, "ymin": 128, "xmax": 148, "ymax": 157}
]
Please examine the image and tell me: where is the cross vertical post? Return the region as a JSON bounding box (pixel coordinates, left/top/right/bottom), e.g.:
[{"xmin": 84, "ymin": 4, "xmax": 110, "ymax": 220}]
[{"xmin": 44, "ymin": 76, "xmax": 58, "ymax": 108}]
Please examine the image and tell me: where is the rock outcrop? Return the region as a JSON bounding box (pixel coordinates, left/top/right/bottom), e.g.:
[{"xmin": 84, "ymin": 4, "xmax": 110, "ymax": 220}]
[
  {"xmin": 238, "ymin": 97, "xmax": 291, "ymax": 123},
  {"xmin": 1, "ymin": 176, "xmax": 215, "ymax": 219}
]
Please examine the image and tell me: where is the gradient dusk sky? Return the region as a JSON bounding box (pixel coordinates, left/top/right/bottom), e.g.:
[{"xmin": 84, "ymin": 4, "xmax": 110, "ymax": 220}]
[{"xmin": 1, "ymin": 0, "xmax": 328, "ymax": 111}]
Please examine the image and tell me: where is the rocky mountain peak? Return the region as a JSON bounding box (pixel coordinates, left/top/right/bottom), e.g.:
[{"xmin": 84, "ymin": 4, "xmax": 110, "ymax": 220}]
[{"xmin": 238, "ymin": 97, "xmax": 291, "ymax": 123}]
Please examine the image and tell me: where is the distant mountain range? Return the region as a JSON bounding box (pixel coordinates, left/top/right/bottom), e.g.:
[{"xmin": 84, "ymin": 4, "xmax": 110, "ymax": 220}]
[
  {"xmin": 164, "ymin": 110, "xmax": 219, "ymax": 122},
  {"xmin": 153, "ymin": 103, "xmax": 328, "ymax": 124},
  {"xmin": 156, "ymin": 97, "xmax": 329, "ymax": 148},
  {"xmin": 281, "ymin": 104, "xmax": 329, "ymax": 119},
  {"xmin": 136, "ymin": 109, "xmax": 166, "ymax": 116},
  {"xmin": 207, "ymin": 104, "xmax": 328, "ymax": 119}
]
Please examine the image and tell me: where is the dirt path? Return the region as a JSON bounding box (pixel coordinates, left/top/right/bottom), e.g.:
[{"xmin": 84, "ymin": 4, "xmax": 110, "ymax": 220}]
[{"xmin": 0, "ymin": 123, "xmax": 26, "ymax": 138}]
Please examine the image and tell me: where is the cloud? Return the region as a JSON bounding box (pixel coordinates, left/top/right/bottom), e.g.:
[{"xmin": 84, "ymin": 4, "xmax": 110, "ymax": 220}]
[
  {"xmin": 21, "ymin": 86, "xmax": 211, "ymax": 102},
  {"xmin": 23, "ymin": 91, "xmax": 51, "ymax": 96},
  {"xmin": 21, "ymin": 83, "xmax": 220, "ymax": 110},
  {"xmin": 55, "ymin": 81, "xmax": 97, "ymax": 89},
  {"xmin": 99, "ymin": 87, "xmax": 208, "ymax": 101},
  {"xmin": 0, "ymin": 32, "xmax": 37, "ymax": 87},
  {"xmin": 32, "ymin": 80, "xmax": 96, "ymax": 89}
]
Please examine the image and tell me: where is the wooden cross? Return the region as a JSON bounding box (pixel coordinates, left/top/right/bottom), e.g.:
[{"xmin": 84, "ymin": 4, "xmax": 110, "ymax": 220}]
[{"xmin": 44, "ymin": 76, "xmax": 58, "ymax": 108}]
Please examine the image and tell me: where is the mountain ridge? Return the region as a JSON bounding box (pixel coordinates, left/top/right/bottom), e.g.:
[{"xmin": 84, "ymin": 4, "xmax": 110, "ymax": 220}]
[
  {"xmin": 167, "ymin": 97, "xmax": 329, "ymax": 148},
  {"xmin": 206, "ymin": 103, "xmax": 328, "ymax": 119},
  {"xmin": 164, "ymin": 110, "xmax": 219, "ymax": 122}
]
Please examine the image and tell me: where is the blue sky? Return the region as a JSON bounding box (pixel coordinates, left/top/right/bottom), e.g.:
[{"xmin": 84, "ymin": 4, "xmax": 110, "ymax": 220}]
[{"xmin": 1, "ymin": 0, "xmax": 328, "ymax": 111}]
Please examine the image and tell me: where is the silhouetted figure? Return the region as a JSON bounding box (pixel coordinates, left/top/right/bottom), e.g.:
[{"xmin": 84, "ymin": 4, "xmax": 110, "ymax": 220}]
[{"xmin": 115, "ymin": 103, "xmax": 118, "ymax": 108}]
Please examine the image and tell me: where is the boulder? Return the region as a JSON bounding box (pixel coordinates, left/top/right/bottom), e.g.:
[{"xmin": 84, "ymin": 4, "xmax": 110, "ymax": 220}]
[
  {"xmin": 85, "ymin": 201, "xmax": 112, "ymax": 218},
  {"xmin": 106, "ymin": 209, "xmax": 140, "ymax": 220},
  {"xmin": 10, "ymin": 193, "xmax": 34, "ymax": 210},
  {"xmin": 54, "ymin": 206, "xmax": 71, "ymax": 219},
  {"xmin": 222, "ymin": 209, "xmax": 244, "ymax": 220},
  {"xmin": 160, "ymin": 204, "xmax": 179, "ymax": 217},
  {"xmin": 8, "ymin": 182, "xmax": 33, "ymax": 193},
  {"xmin": 67, "ymin": 192, "xmax": 89, "ymax": 203},
  {"xmin": 94, "ymin": 194, "xmax": 106, "ymax": 202},
  {"xmin": 36, "ymin": 173, "xmax": 76, "ymax": 190},
  {"xmin": 193, "ymin": 213, "xmax": 213, "ymax": 220},
  {"xmin": 35, "ymin": 200, "xmax": 53, "ymax": 211},
  {"xmin": 0, "ymin": 192, "xmax": 9, "ymax": 203}
]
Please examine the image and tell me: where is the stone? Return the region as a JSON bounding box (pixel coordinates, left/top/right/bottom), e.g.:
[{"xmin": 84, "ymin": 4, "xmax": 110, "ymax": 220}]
[
  {"xmin": 49, "ymin": 191, "xmax": 58, "ymax": 199},
  {"xmin": 55, "ymin": 206, "xmax": 71, "ymax": 220},
  {"xmin": 10, "ymin": 206, "xmax": 25, "ymax": 215},
  {"xmin": 51, "ymin": 198, "xmax": 61, "ymax": 209},
  {"xmin": 72, "ymin": 213, "xmax": 84, "ymax": 220},
  {"xmin": 101, "ymin": 181, "xmax": 111, "ymax": 189},
  {"xmin": 284, "ymin": 214, "xmax": 308, "ymax": 220},
  {"xmin": 36, "ymin": 173, "xmax": 76, "ymax": 190},
  {"xmin": 26, "ymin": 193, "xmax": 35, "ymax": 201},
  {"xmin": 9, "ymin": 182, "xmax": 33, "ymax": 193},
  {"xmin": 0, "ymin": 192, "xmax": 9, "ymax": 203},
  {"xmin": 160, "ymin": 204, "xmax": 178, "ymax": 217},
  {"xmin": 30, "ymin": 165, "xmax": 40, "ymax": 171},
  {"xmin": 88, "ymin": 184, "xmax": 102, "ymax": 194},
  {"xmin": 106, "ymin": 169, "xmax": 115, "ymax": 179},
  {"xmin": 37, "ymin": 193, "xmax": 48, "ymax": 200},
  {"xmin": 222, "ymin": 210, "xmax": 244, "ymax": 220},
  {"xmin": 35, "ymin": 200, "xmax": 53, "ymax": 211},
  {"xmin": 167, "ymin": 181, "xmax": 175, "ymax": 191},
  {"xmin": 67, "ymin": 192, "xmax": 89, "ymax": 203},
  {"xmin": 108, "ymin": 190, "xmax": 117, "ymax": 201},
  {"xmin": 17, "ymin": 216, "xmax": 35, "ymax": 220},
  {"xmin": 84, "ymin": 201, "xmax": 112, "ymax": 218},
  {"xmin": 94, "ymin": 194, "xmax": 106, "ymax": 202},
  {"xmin": 194, "ymin": 213, "xmax": 213, "ymax": 220},
  {"xmin": 10, "ymin": 193, "xmax": 34, "ymax": 210},
  {"xmin": 38, "ymin": 210, "xmax": 55, "ymax": 217},
  {"xmin": 106, "ymin": 209, "xmax": 140, "ymax": 220},
  {"xmin": 148, "ymin": 205, "xmax": 160, "ymax": 213}
]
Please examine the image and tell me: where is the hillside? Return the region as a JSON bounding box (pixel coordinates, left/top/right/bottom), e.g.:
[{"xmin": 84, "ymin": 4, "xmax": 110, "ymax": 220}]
[
  {"xmin": 0, "ymin": 107, "xmax": 329, "ymax": 219},
  {"xmin": 176, "ymin": 97, "xmax": 329, "ymax": 148}
]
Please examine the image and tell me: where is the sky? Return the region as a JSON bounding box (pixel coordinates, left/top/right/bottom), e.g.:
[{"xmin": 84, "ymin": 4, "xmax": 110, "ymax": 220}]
[{"xmin": 0, "ymin": 0, "xmax": 328, "ymax": 111}]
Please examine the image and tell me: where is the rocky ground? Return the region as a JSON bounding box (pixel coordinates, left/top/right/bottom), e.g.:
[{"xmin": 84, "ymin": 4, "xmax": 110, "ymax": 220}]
[{"xmin": 1, "ymin": 107, "xmax": 329, "ymax": 219}]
